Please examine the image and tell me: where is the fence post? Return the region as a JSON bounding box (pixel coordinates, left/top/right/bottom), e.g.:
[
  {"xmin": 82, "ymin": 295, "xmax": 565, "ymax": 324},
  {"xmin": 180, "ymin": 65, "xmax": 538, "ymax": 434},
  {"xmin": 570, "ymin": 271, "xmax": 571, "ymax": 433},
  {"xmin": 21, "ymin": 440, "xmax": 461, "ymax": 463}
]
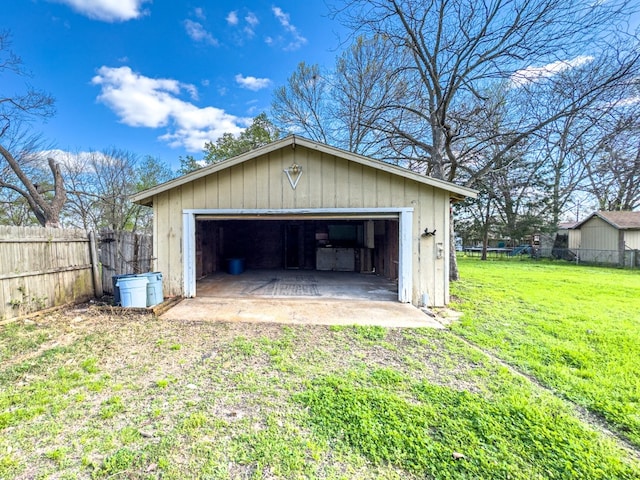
[{"xmin": 89, "ymin": 231, "xmax": 103, "ymax": 297}]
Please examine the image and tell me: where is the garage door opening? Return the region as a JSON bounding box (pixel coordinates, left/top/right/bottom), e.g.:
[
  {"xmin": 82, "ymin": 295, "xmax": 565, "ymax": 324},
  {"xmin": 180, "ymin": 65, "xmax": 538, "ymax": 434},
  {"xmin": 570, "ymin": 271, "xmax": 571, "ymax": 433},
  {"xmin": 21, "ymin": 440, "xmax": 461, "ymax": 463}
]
[
  {"xmin": 182, "ymin": 209, "xmax": 413, "ymax": 302},
  {"xmin": 192, "ymin": 217, "xmax": 399, "ymax": 301}
]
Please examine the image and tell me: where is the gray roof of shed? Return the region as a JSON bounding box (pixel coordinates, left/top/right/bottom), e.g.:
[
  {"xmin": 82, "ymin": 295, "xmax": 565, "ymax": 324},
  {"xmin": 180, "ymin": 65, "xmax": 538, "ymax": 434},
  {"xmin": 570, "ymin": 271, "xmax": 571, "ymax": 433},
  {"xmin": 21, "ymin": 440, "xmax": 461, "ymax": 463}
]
[
  {"xmin": 574, "ymin": 211, "xmax": 640, "ymax": 230},
  {"xmin": 131, "ymin": 135, "xmax": 478, "ymax": 206}
]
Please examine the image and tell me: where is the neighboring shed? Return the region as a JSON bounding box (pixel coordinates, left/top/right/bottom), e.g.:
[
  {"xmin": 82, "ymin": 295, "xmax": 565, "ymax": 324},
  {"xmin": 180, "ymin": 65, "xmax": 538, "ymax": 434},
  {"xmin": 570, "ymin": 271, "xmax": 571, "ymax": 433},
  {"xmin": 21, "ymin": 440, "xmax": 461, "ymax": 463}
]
[
  {"xmin": 572, "ymin": 211, "xmax": 640, "ymax": 266},
  {"xmin": 131, "ymin": 136, "xmax": 477, "ymax": 307},
  {"xmin": 557, "ymin": 221, "xmax": 581, "ymax": 250}
]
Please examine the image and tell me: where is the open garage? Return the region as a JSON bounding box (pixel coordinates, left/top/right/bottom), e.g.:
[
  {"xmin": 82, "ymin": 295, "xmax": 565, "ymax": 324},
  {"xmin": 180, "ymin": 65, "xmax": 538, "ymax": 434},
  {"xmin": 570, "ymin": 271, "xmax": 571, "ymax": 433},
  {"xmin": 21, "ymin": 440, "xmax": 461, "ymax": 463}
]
[
  {"xmin": 195, "ymin": 217, "xmax": 397, "ymax": 277},
  {"xmin": 132, "ymin": 136, "xmax": 476, "ymax": 307}
]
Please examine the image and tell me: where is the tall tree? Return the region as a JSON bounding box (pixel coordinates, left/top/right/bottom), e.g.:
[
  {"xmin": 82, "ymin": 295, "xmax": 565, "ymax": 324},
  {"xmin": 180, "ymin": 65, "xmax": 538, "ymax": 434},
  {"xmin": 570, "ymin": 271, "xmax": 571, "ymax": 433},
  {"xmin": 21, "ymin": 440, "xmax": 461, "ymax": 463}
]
[
  {"xmin": 273, "ymin": 64, "xmax": 331, "ymax": 145},
  {"xmin": 180, "ymin": 113, "xmax": 280, "ymax": 174},
  {"xmin": 582, "ymin": 107, "xmax": 640, "ymax": 211},
  {"xmin": 275, "ymin": 0, "xmax": 639, "ymax": 276},
  {"xmin": 63, "ymin": 150, "xmax": 174, "ymax": 233}
]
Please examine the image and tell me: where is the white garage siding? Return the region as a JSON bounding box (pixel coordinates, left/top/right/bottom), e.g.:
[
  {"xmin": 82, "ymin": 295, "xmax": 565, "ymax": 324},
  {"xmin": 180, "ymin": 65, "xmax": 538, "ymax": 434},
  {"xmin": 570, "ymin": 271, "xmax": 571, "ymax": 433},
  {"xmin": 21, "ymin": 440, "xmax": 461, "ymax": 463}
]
[{"xmin": 133, "ymin": 137, "xmax": 476, "ymax": 307}]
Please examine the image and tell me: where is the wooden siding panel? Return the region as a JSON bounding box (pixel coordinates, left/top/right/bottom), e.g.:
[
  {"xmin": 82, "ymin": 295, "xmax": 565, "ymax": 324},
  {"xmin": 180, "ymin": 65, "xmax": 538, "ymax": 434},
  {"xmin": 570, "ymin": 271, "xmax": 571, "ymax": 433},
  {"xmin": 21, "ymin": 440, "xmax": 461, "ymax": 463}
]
[
  {"xmin": 205, "ymin": 174, "xmax": 219, "ymax": 209},
  {"xmin": 182, "ymin": 181, "xmax": 194, "ymax": 210},
  {"xmin": 433, "ymin": 188, "xmax": 448, "ymax": 305},
  {"xmin": 269, "ymin": 150, "xmax": 285, "ymax": 208},
  {"xmin": 155, "ymin": 192, "xmax": 169, "ymax": 288},
  {"xmin": 307, "ymin": 148, "xmax": 323, "ymax": 208},
  {"xmin": 230, "ymin": 165, "xmax": 245, "ymax": 209},
  {"xmin": 167, "ymin": 188, "xmax": 183, "ymax": 296},
  {"xmin": 218, "ymin": 169, "xmax": 231, "ymax": 209},
  {"xmin": 296, "ymin": 146, "xmax": 312, "ymax": 208},
  {"xmin": 321, "ymin": 154, "xmax": 337, "ymax": 208},
  {"xmin": 193, "ymin": 178, "xmax": 206, "ymax": 209},
  {"xmin": 389, "ymin": 176, "xmax": 406, "ymax": 208},
  {"xmin": 334, "ymin": 157, "xmax": 350, "ymax": 208},
  {"xmin": 376, "ymin": 171, "xmax": 392, "ymax": 208},
  {"xmin": 256, "ymin": 156, "xmax": 271, "ymax": 209},
  {"xmin": 348, "ymin": 162, "xmax": 364, "ymax": 208},
  {"xmin": 243, "ymin": 160, "xmax": 258, "ymax": 209},
  {"xmin": 361, "ymin": 166, "xmax": 377, "ymax": 207}
]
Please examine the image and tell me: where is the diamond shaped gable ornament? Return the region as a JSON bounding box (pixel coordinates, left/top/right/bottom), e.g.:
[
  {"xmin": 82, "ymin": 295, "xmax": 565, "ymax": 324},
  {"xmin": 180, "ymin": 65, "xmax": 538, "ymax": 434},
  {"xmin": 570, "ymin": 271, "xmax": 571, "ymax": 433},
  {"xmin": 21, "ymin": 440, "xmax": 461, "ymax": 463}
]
[{"xmin": 284, "ymin": 163, "xmax": 303, "ymax": 190}]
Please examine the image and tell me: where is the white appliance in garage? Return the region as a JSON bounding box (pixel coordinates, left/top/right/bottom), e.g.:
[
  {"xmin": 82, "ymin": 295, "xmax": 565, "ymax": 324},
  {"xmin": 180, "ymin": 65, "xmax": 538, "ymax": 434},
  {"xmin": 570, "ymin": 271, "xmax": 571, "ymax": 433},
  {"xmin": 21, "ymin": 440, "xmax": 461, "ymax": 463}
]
[{"xmin": 316, "ymin": 247, "xmax": 355, "ymax": 271}]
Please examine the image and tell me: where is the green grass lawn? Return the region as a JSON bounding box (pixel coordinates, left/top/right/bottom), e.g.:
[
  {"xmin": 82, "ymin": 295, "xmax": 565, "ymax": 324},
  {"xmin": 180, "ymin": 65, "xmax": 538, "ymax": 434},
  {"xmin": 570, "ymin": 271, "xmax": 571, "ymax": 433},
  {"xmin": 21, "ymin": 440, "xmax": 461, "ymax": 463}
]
[
  {"xmin": 1, "ymin": 307, "xmax": 639, "ymax": 479},
  {"xmin": 451, "ymin": 257, "xmax": 640, "ymax": 448}
]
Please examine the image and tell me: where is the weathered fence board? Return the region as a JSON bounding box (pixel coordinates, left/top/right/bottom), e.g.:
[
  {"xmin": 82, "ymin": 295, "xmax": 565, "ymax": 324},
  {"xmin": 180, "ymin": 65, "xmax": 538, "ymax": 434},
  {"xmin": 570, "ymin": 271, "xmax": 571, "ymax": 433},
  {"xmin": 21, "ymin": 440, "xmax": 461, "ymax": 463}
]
[
  {"xmin": 0, "ymin": 226, "xmax": 98, "ymax": 321},
  {"xmin": 99, "ymin": 230, "xmax": 153, "ymax": 294}
]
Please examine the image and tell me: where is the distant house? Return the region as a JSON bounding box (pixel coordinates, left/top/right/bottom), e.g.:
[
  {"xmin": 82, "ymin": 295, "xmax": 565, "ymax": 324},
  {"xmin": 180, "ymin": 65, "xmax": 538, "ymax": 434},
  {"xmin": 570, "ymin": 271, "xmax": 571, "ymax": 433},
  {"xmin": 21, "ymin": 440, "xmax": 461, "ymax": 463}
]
[{"xmin": 572, "ymin": 211, "xmax": 640, "ymax": 266}]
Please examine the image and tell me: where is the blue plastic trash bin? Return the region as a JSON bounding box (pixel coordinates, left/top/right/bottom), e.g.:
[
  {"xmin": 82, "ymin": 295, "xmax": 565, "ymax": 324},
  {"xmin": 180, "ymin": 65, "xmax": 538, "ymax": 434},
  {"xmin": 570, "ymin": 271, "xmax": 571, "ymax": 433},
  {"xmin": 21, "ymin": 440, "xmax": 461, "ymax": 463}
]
[
  {"xmin": 140, "ymin": 272, "xmax": 163, "ymax": 307},
  {"xmin": 117, "ymin": 276, "xmax": 148, "ymax": 308},
  {"xmin": 227, "ymin": 258, "xmax": 245, "ymax": 275},
  {"xmin": 112, "ymin": 274, "xmax": 136, "ymax": 306}
]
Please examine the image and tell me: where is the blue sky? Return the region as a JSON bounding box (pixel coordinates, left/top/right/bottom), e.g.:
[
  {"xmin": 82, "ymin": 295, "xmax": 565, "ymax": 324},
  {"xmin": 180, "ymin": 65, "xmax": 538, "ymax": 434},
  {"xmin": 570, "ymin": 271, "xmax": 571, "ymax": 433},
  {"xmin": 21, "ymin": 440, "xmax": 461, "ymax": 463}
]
[{"xmin": 4, "ymin": 1, "xmax": 345, "ymax": 168}]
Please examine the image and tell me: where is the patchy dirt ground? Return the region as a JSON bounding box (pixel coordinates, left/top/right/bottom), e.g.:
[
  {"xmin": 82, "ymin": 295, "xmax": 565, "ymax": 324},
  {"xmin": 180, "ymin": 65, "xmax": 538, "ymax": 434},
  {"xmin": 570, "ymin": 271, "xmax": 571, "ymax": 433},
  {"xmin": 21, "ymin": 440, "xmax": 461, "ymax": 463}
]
[{"xmin": 1, "ymin": 304, "xmax": 638, "ymax": 479}]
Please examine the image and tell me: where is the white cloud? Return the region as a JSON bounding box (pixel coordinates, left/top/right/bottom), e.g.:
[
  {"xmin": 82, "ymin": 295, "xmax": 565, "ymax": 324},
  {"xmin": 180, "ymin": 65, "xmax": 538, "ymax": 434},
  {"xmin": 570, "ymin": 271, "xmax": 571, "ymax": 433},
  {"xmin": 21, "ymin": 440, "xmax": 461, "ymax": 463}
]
[
  {"xmin": 511, "ymin": 55, "xmax": 595, "ymax": 87},
  {"xmin": 92, "ymin": 66, "xmax": 250, "ymax": 151},
  {"xmin": 184, "ymin": 19, "xmax": 218, "ymax": 46},
  {"xmin": 226, "ymin": 10, "xmax": 239, "ymax": 26},
  {"xmin": 193, "ymin": 7, "xmax": 206, "ymax": 20},
  {"xmin": 235, "ymin": 74, "xmax": 272, "ymax": 91},
  {"xmin": 271, "ymin": 6, "xmax": 307, "ymax": 50},
  {"xmin": 48, "ymin": 0, "xmax": 150, "ymax": 22},
  {"xmin": 245, "ymin": 12, "xmax": 259, "ymax": 27},
  {"xmin": 244, "ymin": 12, "xmax": 259, "ymax": 37}
]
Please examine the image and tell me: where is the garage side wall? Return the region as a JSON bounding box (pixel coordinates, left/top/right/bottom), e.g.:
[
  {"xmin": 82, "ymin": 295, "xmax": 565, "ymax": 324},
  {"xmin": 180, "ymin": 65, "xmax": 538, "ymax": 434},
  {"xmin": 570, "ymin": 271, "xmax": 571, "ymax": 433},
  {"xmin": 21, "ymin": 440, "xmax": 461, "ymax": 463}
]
[
  {"xmin": 152, "ymin": 145, "xmax": 451, "ymax": 306},
  {"xmin": 624, "ymin": 230, "xmax": 640, "ymax": 250},
  {"xmin": 579, "ymin": 217, "xmax": 619, "ymax": 264}
]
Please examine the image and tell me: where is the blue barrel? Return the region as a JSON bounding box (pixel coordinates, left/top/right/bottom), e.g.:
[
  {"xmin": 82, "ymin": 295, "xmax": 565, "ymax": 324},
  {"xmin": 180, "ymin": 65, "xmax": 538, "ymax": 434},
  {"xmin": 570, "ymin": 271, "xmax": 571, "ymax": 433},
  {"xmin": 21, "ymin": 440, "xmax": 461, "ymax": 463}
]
[
  {"xmin": 112, "ymin": 274, "xmax": 136, "ymax": 306},
  {"xmin": 140, "ymin": 272, "xmax": 163, "ymax": 307},
  {"xmin": 227, "ymin": 258, "xmax": 245, "ymax": 275},
  {"xmin": 117, "ymin": 276, "xmax": 148, "ymax": 308}
]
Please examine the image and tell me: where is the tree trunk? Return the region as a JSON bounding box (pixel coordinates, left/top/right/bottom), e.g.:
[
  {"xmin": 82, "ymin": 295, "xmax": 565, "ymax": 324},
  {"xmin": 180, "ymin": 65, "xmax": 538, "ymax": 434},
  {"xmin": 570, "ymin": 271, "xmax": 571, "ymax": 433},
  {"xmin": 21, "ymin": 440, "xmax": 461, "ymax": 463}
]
[{"xmin": 0, "ymin": 144, "xmax": 66, "ymax": 227}]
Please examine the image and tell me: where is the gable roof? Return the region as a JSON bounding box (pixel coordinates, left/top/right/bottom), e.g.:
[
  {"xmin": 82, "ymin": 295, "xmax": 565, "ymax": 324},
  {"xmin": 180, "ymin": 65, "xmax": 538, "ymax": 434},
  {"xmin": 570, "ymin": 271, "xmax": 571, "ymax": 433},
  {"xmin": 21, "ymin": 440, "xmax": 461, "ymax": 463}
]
[
  {"xmin": 558, "ymin": 221, "xmax": 579, "ymax": 230},
  {"xmin": 131, "ymin": 135, "xmax": 477, "ymax": 206},
  {"xmin": 574, "ymin": 211, "xmax": 640, "ymax": 230}
]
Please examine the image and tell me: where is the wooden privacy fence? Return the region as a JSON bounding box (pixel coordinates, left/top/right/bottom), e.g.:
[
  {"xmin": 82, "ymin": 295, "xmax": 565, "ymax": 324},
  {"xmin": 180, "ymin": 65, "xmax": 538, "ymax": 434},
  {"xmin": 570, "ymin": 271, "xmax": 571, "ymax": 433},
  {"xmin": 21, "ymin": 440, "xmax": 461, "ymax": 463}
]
[
  {"xmin": 99, "ymin": 230, "xmax": 154, "ymax": 295},
  {"xmin": 0, "ymin": 226, "xmax": 102, "ymax": 322}
]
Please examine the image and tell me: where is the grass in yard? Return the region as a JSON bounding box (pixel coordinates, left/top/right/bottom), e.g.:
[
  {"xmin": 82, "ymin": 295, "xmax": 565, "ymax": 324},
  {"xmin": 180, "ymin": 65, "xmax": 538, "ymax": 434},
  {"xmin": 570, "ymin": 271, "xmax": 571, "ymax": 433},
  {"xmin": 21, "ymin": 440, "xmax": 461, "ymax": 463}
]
[
  {"xmin": 0, "ymin": 307, "xmax": 638, "ymax": 479},
  {"xmin": 451, "ymin": 257, "xmax": 640, "ymax": 447}
]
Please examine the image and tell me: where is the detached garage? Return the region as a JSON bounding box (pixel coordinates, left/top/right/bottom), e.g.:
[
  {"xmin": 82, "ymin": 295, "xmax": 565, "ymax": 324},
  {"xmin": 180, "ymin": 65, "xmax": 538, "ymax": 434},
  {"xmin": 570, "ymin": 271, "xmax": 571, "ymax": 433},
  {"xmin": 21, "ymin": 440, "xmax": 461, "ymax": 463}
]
[{"xmin": 131, "ymin": 136, "xmax": 476, "ymax": 307}]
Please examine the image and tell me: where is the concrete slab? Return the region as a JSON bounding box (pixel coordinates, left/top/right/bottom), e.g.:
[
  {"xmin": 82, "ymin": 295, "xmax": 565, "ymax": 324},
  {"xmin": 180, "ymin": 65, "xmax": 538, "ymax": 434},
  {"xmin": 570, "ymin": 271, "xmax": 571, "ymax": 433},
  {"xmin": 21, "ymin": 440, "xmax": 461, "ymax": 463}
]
[
  {"xmin": 196, "ymin": 270, "xmax": 398, "ymax": 302},
  {"xmin": 161, "ymin": 297, "xmax": 444, "ymax": 328},
  {"xmin": 161, "ymin": 270, "xmax": 443, "ymax": 328}
]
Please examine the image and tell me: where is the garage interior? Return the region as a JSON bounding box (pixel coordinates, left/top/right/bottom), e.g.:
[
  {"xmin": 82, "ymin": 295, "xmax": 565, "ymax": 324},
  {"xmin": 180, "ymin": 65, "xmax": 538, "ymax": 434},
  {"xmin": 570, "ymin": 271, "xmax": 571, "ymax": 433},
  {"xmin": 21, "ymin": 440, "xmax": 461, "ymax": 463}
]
[{"xmin": 194, "ymin": 216, "xmax": 400, "ymax": 300}]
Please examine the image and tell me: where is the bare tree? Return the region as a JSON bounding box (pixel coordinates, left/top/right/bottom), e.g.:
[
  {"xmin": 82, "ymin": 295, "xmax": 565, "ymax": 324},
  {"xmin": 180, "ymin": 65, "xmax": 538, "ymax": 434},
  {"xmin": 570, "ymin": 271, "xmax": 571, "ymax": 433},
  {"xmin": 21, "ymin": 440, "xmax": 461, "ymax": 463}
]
[
  {"xmin": 582, "ymin": 108, "xmax": 640, "ymax": 211},
  {"xmin": 0, "ymin": 30, "xmax": 62, "ymax": 227},
  {"xmin": 273, "ymin": 63, "xmax": 332, "ymax": 144},
  {"xmin": 332, "ymin": 0, "xmax": 640, "ymax": 277},
  {"xmin": 62, "ymin": 149, "xmax": 174, "ymax": 233}
]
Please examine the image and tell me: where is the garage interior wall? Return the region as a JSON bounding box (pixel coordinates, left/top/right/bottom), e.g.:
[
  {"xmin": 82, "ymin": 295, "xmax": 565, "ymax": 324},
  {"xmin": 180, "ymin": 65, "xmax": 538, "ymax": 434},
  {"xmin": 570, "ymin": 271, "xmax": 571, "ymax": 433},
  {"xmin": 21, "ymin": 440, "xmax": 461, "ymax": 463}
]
[
  {"xmin": 194, "ymin": 219, "xmax": 399, "ymax": 281},
  {"xmin": 151, "ymin": 145, "xmax": 451, "ymax": 306}
]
